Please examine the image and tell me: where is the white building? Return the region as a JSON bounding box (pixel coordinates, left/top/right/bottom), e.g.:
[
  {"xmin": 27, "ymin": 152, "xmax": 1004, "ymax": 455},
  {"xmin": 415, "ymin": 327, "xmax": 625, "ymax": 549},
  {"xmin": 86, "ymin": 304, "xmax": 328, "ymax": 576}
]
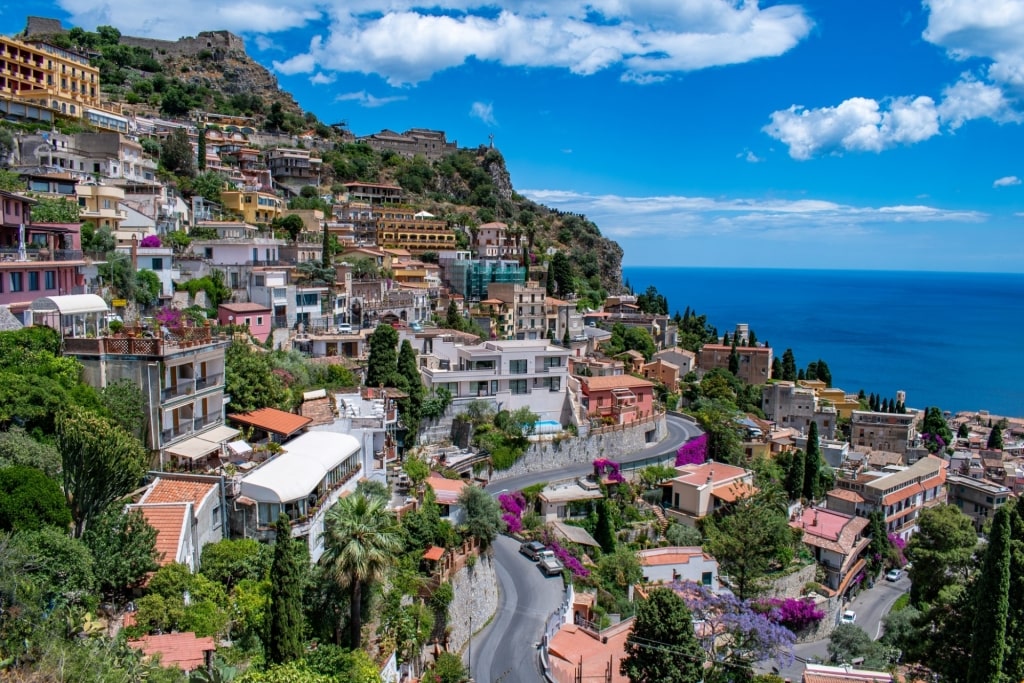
[
  {"xmin": 129, "ymin": 474, "xmax": 225, "ymax": 572},
  {"xmin": 417, "ymin": 337, "xmax": 572, "ymax": 423},
  {"xmin": 236, "ymin": 431, "xmax": 363, "ymax": 562},
  {"xmin": 190, "ymin": 237, "xmax": 286, "ymax": 266},
  {"xmin": 635, "ymin": 546, "xmax": 722, "ymax": 592}
]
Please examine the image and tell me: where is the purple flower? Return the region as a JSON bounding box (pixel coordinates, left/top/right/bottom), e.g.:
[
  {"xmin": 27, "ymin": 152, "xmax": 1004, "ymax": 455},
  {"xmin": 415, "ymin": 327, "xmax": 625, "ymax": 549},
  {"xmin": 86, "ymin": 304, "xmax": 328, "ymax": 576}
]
[
  {"xmin": 593, "ymin": 458, "xmax": 625, "ymax": 483},
  {"xmin": 140, "ymin": 234, "xmax": 162, "ymax": 248},
  {"xmin": 676, "ymin": 434, "xmax": 708, "ymax": 466}
]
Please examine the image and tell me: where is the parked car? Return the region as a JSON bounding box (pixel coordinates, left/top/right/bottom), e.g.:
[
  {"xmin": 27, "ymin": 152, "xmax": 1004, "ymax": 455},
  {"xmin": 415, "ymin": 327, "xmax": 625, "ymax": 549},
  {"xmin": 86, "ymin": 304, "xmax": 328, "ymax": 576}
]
[
  {"xmin": 336, "ymin": 323, "xmax": 353, "ymax": 334},
  {"xmin": 841, "ymin": 610, "xmax": 857, "ymax": 624},
  {"xmin": 885, "ymin": 569, "xmax": 902, "ymax": 582},
  {"xmin": 410, "ymin": 322, "xmax": 423, "ymax": 332},
  {"xmin": 537, "ymin": 550, "xmax": 565, "ymax": 577},
  {"xmin": 519, "ymin": 541, "xmax": 546, "ymax": 561}
]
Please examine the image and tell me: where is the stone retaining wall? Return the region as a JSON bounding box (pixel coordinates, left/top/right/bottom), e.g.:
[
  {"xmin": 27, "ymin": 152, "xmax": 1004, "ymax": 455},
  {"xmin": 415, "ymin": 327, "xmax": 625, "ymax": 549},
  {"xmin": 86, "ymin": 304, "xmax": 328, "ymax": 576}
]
[
  {"xmin": 489, "ymin": 416, "xmax": 668, "ymax": 482},
  {"xmin": 446, "ymin": 554, "xmax": 498, "ymax": 655}
]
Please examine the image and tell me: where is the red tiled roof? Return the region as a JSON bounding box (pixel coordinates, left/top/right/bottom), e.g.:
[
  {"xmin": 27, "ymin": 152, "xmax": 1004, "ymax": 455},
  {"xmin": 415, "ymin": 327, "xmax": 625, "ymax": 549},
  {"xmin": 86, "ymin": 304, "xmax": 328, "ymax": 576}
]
[
  {"xmin": 581, "ymin": 375, "xmax": 655, "ymax": 391},
  {"xmin": 423, "ymin": 546, "xmax": 446, "ymax": 562},
  {"xmin": 142, "ymin": 478, "xmax": 217, "ymax": 507},
  {"xmin": 828, "ymin": 489, "xmax": 865, "ymax": 503},
  {"xmin": 638, "ymin": 546, "xmax": 708, "ymax": 566},
  {"xmin": 132, "ymin": 504, "xmax": 188, "ymax": 566},
  {"xmin": 427, "ymin": 473, "xmax": 468, "ymax": 505},
  {"xmin": 548, "ymin": 620, "xmax": 632, "ymax": 683},
  {"xmin": 228, "ymin": 407, "xmax": 312, "ymax": 436},
  {"xmin": 673, "ymin": 461, "xmax": 751, "ymax": 487},
  {"xmin": 129, "ymin": 632, "xmax": 215, "ymax": 672},
  {"xmin": 711, "ymin": 481, "xmax": 757, "ymax": 503}
]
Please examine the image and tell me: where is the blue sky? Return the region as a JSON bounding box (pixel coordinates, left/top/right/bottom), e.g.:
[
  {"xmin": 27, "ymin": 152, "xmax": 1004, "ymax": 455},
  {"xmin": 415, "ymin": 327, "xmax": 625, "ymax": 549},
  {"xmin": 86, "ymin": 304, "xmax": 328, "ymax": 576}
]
[{"xmin": 5, "ymin": 0, "xmax": 1024, "ymax": 272}]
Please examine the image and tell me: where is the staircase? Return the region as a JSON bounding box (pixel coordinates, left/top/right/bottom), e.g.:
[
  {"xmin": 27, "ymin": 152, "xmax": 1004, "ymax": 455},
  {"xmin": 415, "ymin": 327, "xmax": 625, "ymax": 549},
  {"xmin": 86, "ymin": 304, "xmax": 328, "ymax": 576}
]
[{"xmin": 650, "ymin": 504, "xmax": 669, "ymax": 534}]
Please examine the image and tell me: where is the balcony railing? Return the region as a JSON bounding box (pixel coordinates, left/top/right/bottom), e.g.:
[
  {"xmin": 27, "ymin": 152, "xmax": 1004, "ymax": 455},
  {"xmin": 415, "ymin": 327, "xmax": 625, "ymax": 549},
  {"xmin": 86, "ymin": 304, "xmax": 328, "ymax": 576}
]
[
  {"xmin": 161, "ymin": 382, "xmax": 194, "ymax": 401},
  {"xmin": 195, "ymin": 373, "xmax": 223, "ymax": 390},
  {"xmin": 193, "ymin": 414, "xmax": 220, "ymax": 430},
  {"xmin": 161, "ymin": 423, "xmax": 193, "ymax": 443}
]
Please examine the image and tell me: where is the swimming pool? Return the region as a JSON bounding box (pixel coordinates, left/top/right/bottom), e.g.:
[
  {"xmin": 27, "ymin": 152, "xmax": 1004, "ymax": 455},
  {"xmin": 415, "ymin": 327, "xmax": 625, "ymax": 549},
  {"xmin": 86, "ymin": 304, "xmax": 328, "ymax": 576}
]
[{"xmin": 534, "ymin": 420, "xmax": 562, "ymax": 434}]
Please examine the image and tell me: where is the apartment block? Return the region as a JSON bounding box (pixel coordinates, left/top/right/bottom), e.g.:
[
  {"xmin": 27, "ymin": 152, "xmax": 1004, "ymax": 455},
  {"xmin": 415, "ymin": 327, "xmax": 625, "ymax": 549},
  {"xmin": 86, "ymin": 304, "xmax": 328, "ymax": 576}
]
[
  {"xmin": 487, "ymin": 280, "xmax": 548, "ymax": 340},
  {"xmin": 946, "ymin": 473, "xmax": 1011, "ymax": 532},
  {"xmin": 850, "ymin": 410, "xmax": 916, "ymax": 454},
  {"xmin": 762, "ymin": 381, "xmax": 838, "ymax": 439},
  {"xmin": 376, "ymin": 208, "xmax": 455, "ymax": 254},
  {"xmin": 220, "ymin": 190, "xmax": 283, "ymax": 225},
  {"xmin": 828, "ymin": 455, "xmax": 947, "ymax": 540},
  {"xmin": 696, "ymin": 343, "xmax": 773, "ymax": 384}
]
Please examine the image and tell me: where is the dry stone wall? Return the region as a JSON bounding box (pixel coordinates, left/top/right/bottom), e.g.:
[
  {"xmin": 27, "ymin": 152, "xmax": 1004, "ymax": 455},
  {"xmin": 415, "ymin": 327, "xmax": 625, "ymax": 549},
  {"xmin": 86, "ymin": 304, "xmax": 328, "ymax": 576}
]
[{"xmin": 446, "ymin": 555, "xmax": 498, "ymax": 655}]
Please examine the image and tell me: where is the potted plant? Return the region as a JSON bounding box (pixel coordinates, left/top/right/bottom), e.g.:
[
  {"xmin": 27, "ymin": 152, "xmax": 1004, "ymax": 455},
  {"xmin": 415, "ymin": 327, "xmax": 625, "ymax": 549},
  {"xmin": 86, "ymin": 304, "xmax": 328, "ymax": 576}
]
[{"xmin": 108, "ymin": 320, "xmax": 124, "ymax": 336}]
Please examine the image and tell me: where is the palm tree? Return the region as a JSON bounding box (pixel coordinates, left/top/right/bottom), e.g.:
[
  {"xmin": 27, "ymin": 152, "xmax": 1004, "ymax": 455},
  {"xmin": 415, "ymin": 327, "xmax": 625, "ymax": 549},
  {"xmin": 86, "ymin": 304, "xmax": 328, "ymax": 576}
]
[{"xmin": 321, "ymin": 492, "xmax": 403, "ymax": 647}]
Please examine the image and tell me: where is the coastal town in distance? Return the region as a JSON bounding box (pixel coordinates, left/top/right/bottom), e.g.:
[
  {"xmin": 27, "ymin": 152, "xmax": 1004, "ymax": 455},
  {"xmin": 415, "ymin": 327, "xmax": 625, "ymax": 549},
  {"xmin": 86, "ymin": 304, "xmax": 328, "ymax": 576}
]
[{"xmin": 1, "ymin": 8, "xmax": 1023, "ymax": 683}]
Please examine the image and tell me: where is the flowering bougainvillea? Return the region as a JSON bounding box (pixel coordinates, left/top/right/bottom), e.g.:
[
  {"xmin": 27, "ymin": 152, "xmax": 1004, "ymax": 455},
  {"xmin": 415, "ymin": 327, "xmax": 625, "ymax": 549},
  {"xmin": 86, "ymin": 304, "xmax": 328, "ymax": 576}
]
[
  {"xmin": 920, "ymin": 432, "xmax": 946, "ymax": 453},
  {"xmin": 155, "ymin": 306, "xmax": 182, "ymax": 327},
  {"xmin": 499, "ymin": 491, "xmax": 527, "ymax": 534},
  {"xmin": 140, "ymin": 234, "xmax": 162, "ymax": 247},
  {"xmin": 593, "ymin": 458, "xmax": 625, "ymax": 483},
  {"xmin": 676, "ymin": 434, "xmax": 708, "ymax": 466},
  {"xmin": 888, "ymin": 533, "xmax": 908, "ymax": 566},
  {"xmin": 761, "ymin": 597, "xmax": 826, "ymax": 633},
  {"xmin": 673, "ymin": 580, "xmax": 796, "ymax": 670},
  {"xmin": 539, "ymin": 530, "xmax": 590, "ymax": 578}
]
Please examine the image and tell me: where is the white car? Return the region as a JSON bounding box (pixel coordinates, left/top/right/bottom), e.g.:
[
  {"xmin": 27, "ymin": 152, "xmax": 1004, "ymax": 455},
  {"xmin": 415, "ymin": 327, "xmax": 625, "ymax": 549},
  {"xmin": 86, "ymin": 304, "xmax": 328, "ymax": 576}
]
[
  {"xmin": 840, "ymin": 610, "xmax": 857, "ymax": 625},
  {"xmin": 885, "ymin": 569, "xmax": 902, "ymax": 582}
]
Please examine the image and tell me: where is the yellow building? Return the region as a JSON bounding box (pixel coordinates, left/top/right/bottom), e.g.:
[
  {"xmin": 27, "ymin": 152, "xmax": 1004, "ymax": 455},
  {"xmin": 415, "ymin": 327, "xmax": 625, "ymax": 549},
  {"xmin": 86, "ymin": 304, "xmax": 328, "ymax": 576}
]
[
  {"xmin": 376, "ymin": 209, "xmax": 455, "ymax": 254},
  {"xmin": 0, "ymin": 37, "xmax": 125, "ymax": 130},
  {"xmin": 220, "ymin": 190, "xmax": 283, "ymax": 225},
  {"xmin": 76, "ymin": 182, "xmax": 126, "ymax": 232}
]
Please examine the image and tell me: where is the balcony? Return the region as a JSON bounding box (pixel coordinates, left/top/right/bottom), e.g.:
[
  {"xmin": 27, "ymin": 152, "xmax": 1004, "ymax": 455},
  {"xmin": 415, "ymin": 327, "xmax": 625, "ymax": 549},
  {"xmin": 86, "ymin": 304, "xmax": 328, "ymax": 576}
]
[
  {"xmin": 79, "ymin": 208, "xmax": 127, "ymax": 220},
  {"xmin": 193, "ymin": 414, "xmax": 220, "ymax": 431},
  {"xmin": 195, "ymin": 373, "xmax": 223, "ymax": 390},
  {"xmin": 161, "ymin": 423, "xmax": 193, "ymax": 444},
  {"xmin": 161, "ymin": 382, "xmax": 194, "ymax": 401}
]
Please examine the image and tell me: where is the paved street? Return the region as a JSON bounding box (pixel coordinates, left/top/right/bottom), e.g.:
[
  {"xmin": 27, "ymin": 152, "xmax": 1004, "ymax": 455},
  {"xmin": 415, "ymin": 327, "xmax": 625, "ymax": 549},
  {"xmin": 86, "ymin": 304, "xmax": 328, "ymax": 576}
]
[
  {"xmin": 468, "ymin": 534, "xmax": 565, "ymax": 683},
  {"xmin": 766, "ymin": 573, "xmax": 911, "ymax": 681},
  {"xmin": 470, "ymin": 413, "xmax": 704, "ymax": 681}
]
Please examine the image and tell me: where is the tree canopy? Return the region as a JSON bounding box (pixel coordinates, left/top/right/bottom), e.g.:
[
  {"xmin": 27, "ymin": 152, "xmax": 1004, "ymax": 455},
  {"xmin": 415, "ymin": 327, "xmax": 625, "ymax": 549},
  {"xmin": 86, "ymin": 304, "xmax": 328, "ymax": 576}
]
[{"xmin": 621, "ymin": 587, "xmax": 705, "ymax": 683}]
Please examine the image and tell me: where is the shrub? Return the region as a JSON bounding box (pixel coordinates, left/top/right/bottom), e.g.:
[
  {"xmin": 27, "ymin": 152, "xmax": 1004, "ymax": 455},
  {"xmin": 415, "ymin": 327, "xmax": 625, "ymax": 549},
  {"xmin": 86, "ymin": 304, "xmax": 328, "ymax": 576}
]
[{"xmin": 761, "ymin": 597, "xmax": 826, "ymax": 632}]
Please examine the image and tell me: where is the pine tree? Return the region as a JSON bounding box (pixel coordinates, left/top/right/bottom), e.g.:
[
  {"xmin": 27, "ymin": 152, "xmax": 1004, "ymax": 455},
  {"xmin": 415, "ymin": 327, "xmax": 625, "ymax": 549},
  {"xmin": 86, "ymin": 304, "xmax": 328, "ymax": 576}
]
[
  {"xmin": 594, "ymin": 499, "xmax": 616, "ymax": 554},
  {"xmin": 967, "ymin": 506, "xmax": 1011, "ymax": 683},
  {"xmin": 797, "ymin": 369, "xmax": 805, "ymax": 381},
  {"xmin": 804, "ymin": 421, "xmax": 821, "ymax": 501},
  {"xmin": 621, "ymin": 588, "xmax": 705, "ymax": 683},
  {"xmin": 267, "ymin": 514, "xmax": 306, "ymax": 664}
]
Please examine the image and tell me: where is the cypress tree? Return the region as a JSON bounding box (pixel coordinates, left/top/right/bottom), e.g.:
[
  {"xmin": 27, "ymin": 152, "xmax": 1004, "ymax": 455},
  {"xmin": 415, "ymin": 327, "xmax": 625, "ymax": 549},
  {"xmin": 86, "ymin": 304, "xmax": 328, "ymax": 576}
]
[
  {"xmin": 967, "ymin": 505, "xmax": 1011, "ymax": 683},
  {"xmin": 785, "ymin": 449, "xmax": 805, "ymax": 501},
  {"xmin": 267, "ymin": 514, "xmax": 306, "ymax": 664},
  {"xmin": 988, "ymin": 425, "xmax": 1004, "ymax": 450},
  {"xmin": 797, "ymin": 369, "xmax": 805, "ymax": 381},
  {"xmin": 1004, "ymin": 501, "xmax": 1024, "ymax": 681},
  {"xmin": 197, "ymin": 126, "xmax": 207, "ymax": 171},
  {"xmin": 728, "ymin": 347, "xmax": 740, "ymax": 376},
  {"xmin": 772, "ymin": 357, "xmax": 783, "ymax": 379},
  {"xmin": 545, "ymin": 259, "xmax": 555, "ymax": 296},
  {"xmin": 781, "ymin": 349, "xmax": 797, "ymax": 381},
  {"xmin": 803, "ymin": 421, "xmax": 820, "ymax": 501},
  {"xmin": 365, "ymin": 324, "xmax": 400, "ymax": 388},
  {"xmin": 722, "ymin": 331, "xmax": 730, "ymax": 346},
  {"xmin": 594, "ymin": 499, "xmax": 616, "ymax": 554}
]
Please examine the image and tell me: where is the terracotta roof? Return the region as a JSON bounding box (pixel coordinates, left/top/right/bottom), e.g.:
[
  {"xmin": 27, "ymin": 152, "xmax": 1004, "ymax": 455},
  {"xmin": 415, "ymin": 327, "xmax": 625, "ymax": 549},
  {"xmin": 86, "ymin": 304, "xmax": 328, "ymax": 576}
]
[
  {"xmin": 673, "ymin": 461, "xmax": 751, "ymax": 487},
  {"xmin": 548, "ymin": 620, "xmax": 632, "ymax": 683},
  {"xmin": 791, "ymin": 507, "xmax": 869, "ymax": 555},
  {"xmin": 218, "ymin": 302, "xmax": 271, "ymax": 313},
  {"xmin": 426, "ymin": 473, "xmax": 468, "ymax": 505},
  {"xmin": 132, "ymin": 504, "xmax": 189, "ymax": 566},
  {"xmin": 141, "ymin": 478, "xmax": 217, "ymax": 507},
  {"xmin": 827, "ymin": 489, "xmax": 865, "ymax": 503},
  {"xmin": 129, "ymin": 632, "xmax": 216, "ymax": 672},
  {"xmin": 711, "ymin": 481, "xmax": 758, "ymax": 503},
  {"xmin": 581, "ymin": 375, "xmax": 655, "ymax": 391},
  {"xmin": 802, "ymin": 663, "xmax": 892, "ymax": 683},
  {"xmin": 638, "ymin": 546, "xmax": 708, "ymax": 566},
  {"xmin": 228, "ymin": 407, "xmax": 312, "ymax": 436},
  {"xmin": 423, "ymin": 546, "xmax": 446, "ymax": 562},
  {"xmin": 882, "ymin": 483, "xmax": 924, "ymax": 506}
]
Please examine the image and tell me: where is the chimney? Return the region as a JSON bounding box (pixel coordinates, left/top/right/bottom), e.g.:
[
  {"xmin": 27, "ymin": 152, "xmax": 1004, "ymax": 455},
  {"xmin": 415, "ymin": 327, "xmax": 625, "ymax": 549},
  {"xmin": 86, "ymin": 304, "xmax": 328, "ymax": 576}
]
[
  {"xmin": 706, "ymin": 469, "xmax": 714, "ymax": 484},
  {"xmin": 130, "ymin": 234, "xmax": 139, "ymax": 271},
  {"xmin": 812, "ymin": 510, "xmax": 819, "ymax": 526}
]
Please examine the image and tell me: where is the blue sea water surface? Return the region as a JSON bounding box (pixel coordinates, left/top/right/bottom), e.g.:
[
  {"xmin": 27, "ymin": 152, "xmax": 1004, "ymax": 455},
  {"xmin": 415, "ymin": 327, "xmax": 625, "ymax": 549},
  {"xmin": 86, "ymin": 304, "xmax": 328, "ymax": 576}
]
[{"xmin": 622, "ymin": 267, "xmax": 1024, "ymax": 417}]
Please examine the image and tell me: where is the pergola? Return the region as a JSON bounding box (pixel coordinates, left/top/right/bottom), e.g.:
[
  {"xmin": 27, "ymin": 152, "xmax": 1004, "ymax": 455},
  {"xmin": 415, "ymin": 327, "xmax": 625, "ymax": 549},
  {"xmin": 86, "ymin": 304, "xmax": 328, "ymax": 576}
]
[{"xmin": 30, "ymin": 294, "xmax": 108, "ymax": 338}]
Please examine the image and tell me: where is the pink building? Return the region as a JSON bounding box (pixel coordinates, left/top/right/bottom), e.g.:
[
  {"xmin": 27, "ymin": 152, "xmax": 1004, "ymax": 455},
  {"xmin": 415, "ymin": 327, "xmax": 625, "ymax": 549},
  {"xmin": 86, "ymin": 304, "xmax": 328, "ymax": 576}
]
[
  {"xmin": 218, "ymin": 302, "xmax": 272, "ymax": 342},
  {"xmin": 579, "ymin": 374, "xmax": 656, "ymax": 425},
  {"xmin": 0, "ymin": 190, "xmax": 86, "ymax": 315}
]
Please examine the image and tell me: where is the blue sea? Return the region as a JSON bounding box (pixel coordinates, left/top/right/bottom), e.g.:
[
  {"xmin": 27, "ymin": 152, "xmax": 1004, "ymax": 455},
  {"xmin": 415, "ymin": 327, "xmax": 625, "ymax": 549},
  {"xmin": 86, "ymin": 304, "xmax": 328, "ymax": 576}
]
[{"xmin": 622, "ymin": 267, "xmax": 1024, "ymax": 417}]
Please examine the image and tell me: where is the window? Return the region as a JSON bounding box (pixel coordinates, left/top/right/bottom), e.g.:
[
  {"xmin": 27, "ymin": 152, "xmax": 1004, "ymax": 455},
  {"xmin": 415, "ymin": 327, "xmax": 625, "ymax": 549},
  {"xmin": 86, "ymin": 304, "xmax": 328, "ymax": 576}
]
[
  {"xmin": 548, "ymin": 377, "xmax": 561, "ymax": 392},
  {"xmin": 701, "ymin": 571, "xmax": 713, "ymax": 586},
  {"xmin": 544, "ymin": 356, "xmax": 562, "ymax": 369},
  {"xmin": 509, "ymin": 359, "xmax": 527, "ymax": 374},
  {"xmin": 510, "ymin": 379, "xmax": 528, "ymax": 394},
  {"xmin": 257, "ymin": 316, "xmax": 264, "ymax": 326},
  {"xmin": 212, "ymin": 505, "xmax": 221, "ymax": 529},
  {"xmin": 151, "ymin": 257, "xmax": 163, "ymax": 271},
  {"xmin": 28, "ymin": 272, "xmax": 39, "ymax": 291},
  {"xmin": 9, "ymin": 273, "xmax": 22, "ymax": 292}
]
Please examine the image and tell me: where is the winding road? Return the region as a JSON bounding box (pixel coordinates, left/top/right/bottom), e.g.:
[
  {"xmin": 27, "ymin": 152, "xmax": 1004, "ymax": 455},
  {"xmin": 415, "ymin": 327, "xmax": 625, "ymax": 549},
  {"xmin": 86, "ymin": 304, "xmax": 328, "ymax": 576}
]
[{"xmin": 469, "ymin": 413, "xmax": 704, "ymax": 682}]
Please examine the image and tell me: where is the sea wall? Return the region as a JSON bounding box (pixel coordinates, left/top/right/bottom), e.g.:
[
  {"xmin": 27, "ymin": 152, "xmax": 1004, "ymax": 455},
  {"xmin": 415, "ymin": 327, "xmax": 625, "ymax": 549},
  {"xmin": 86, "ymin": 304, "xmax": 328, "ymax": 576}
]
[
  {"xmin": 489, "ymin": 415, "xmax": 668, "ymax": 482},
  {"xmin": 447, "ymin": 554, "xmax": 498, "ymax": 655}
]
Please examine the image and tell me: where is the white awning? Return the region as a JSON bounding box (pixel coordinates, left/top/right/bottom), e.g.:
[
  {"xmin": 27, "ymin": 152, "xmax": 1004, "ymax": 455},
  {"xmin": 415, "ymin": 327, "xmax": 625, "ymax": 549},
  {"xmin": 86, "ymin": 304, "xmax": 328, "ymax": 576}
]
[
  {"xmin": 240, "ymin": 431, "xmax": 360, "ymax": 504},
  {"xmin": 30, "ymin": 294, "xmax": 108, "ymax": 316},
  {"xmin": 166, "ymin": 436, "xmax": 221, "ymax": 460},
  {"xmin": 196, "ymin": 425, "xmax": 240, "ymax": 444},
  {"xmin": 227, "ymin": 440, "xmax": 252, "ymax": 456}
]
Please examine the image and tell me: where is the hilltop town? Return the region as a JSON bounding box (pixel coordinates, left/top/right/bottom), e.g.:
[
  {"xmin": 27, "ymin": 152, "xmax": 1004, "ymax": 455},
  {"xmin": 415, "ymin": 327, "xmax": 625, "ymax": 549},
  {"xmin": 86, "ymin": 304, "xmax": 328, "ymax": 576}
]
[{"xmin": 0, "ymin": 16, "xmax": 1022, "ymax": 683}]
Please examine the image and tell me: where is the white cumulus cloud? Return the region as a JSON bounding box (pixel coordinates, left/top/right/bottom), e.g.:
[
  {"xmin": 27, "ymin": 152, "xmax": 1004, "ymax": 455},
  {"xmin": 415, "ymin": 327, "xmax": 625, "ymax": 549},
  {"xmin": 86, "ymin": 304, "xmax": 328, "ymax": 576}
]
[
  {"xmin": 994, "ymin": 175, "xmax": 1022, "ymax": 187},
  {"xmin": 765, "ymin": 1, "xmax": 1024, "ymax": 159},
  {"xmin": 309, "ymin": 72, "xmax": 335, "ymax": 85},
  {"xmin": 470, "ymin": 101, "xmax": 497, "ymax": 126},
  {"xmin": 57, "ymin": 0, "xmax": 813, "ymax": 86}
]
